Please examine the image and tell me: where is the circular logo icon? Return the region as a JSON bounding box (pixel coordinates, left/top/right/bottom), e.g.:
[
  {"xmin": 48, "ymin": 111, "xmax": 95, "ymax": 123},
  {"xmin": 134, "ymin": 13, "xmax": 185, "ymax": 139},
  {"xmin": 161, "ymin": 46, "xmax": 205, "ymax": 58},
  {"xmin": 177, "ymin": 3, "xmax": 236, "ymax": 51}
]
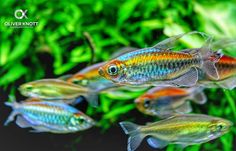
[{"xmin": 14, "ymin": 9, "xmax": 28, "ymax": 19}]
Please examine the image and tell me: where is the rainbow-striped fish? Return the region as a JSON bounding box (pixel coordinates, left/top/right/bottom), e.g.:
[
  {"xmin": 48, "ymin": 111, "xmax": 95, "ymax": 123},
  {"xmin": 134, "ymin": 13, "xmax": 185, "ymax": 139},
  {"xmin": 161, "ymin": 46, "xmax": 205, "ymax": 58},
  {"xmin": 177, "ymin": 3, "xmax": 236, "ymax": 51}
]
[
  {"xmin": 66, "ymin": 62, "xmax": 147, "ymax": 100},
  {"xmin": 135, "ymin": 86, "xmax": 206, "ymax": 118},
  {"xmin": 98, "ymin": 31, "xmax": 220, "ymax": 87},
  {"xmin": 4, "ymin": 99, "xmax": 95, "ymax": 133},
  {"xmin": 199, "ymin": 55, "xmax": 236, "ymax": 89},
  {"xmin": 120, "ymin": 114, "xmax": 232, "ymax": 151},
  {"xmin": 67, "ymin": 47, "xmax": 139, "ymax": 90},
  {"xmin": 19, "ymin": 79, "xmax": 98, "ymax": 106}
]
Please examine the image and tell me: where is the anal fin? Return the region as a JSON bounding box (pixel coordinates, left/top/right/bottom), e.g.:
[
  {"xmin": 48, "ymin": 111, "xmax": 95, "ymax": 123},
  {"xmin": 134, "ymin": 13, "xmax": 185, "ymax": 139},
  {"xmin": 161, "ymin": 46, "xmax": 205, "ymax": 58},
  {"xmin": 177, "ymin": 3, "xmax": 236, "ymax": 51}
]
[
  {"xmin": 167, "ymin": 67, "xmax": 198, "ymax": 87},
  {"xmin": 175, "ymin": 102, "xmax": 192, "ymax": 113},
  {"xmin": 147, "ymin": 137, "xmax": 168, "ymax": 149},
  {"xmin": 217, "ymin": 76, "xmax": 236, "ymax": 90},
  {"xmin": 16, "ymin": 116, "xmax": 33, "ymax": 128}
]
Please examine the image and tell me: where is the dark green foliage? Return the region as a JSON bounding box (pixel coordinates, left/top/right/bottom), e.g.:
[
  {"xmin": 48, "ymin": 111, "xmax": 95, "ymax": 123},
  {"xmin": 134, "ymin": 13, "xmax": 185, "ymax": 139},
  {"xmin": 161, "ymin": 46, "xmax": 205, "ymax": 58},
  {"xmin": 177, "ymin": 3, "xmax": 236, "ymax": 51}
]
[{"xmin": 0, "ymin": 0, "xmax": 235, "ymax": 151}]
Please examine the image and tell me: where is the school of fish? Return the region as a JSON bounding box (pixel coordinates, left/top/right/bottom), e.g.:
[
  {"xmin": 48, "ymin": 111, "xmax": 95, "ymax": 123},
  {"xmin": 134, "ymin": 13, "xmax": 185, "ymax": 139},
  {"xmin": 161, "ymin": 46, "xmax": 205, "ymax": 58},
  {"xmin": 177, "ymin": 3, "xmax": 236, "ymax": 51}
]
[{"xmin": 4, "ymin": 31, "xmax": 235, "ymax": 150}]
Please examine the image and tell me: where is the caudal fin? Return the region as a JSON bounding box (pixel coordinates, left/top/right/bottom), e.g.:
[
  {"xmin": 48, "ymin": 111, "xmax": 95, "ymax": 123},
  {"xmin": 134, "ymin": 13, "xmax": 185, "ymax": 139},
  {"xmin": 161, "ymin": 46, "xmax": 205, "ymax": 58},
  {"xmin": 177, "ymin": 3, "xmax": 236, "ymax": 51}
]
[
  {"xmin": 199, "ymin": 37, "xmax": 221, "ymax": 80},
  {"xmin": 187, "ymin": 87, "xmax": 207, "ymax": 104},
  {"xmin": 4, "ymin": 101, "xmax": 19, "ymax": 126},
  {"xmin": 119, "ymin": 122, "xmax": 145, "ymax": 151}
]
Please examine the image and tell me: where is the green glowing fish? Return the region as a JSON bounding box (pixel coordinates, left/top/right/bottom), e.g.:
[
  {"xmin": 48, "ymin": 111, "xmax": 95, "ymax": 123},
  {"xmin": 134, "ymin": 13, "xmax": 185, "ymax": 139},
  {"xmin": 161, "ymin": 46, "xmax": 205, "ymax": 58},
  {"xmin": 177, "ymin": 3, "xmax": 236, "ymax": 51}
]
[
  {"xmin": 19, "ymin": 79, "xmax": 98, "ymax": 106},
  {"xmin": 120, "ymin": 114, "xmax": 232, "ymax": 151}
]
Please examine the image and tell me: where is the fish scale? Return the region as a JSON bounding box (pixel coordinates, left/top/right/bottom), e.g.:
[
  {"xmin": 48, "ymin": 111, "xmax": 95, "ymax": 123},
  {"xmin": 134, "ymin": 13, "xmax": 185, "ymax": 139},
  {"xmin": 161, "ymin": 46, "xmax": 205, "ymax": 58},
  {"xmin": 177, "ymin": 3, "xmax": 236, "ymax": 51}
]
[
  {"xmin": 122, "ymin": 50, "xmax": 201, "ymax": 81},
  {"xmin": 20, "ymin": 104, "xmax": 71, "ymax": 125}
]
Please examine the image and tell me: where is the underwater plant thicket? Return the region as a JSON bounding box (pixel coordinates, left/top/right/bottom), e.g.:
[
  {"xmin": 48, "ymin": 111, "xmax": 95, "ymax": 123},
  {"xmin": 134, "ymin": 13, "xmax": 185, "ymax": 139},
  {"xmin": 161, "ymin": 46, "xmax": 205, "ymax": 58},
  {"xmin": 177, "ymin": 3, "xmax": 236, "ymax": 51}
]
[{"xmin": 0, "ymin": 0, "xmax": 236, "ymax": 151}]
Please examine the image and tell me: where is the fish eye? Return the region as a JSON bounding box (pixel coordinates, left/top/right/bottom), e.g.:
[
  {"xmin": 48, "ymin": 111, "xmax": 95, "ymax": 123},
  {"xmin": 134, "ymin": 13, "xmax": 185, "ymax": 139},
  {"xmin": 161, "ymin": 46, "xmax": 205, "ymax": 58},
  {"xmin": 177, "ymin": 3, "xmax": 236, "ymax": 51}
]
[
  {"xmin": 25, "ymin": 85, "xmax": 33, "ymax": 90},
  {"xmin": 216, "ymin": 124, "xmax": 224, "ymax": 131},
  {"xmin": 144, "ymin": 99, "xmax": 151, "ymax": 108},
  {"xmin": 72, "ymin": 79, "xmax": 80, "ymax": 85},
  {"xmin": 108, "ymin": 65, "xmax": 118, "ymax": 76},
  {"xmin": 78, "ymin": 117, "xmax": 85, "ymax": 124}
]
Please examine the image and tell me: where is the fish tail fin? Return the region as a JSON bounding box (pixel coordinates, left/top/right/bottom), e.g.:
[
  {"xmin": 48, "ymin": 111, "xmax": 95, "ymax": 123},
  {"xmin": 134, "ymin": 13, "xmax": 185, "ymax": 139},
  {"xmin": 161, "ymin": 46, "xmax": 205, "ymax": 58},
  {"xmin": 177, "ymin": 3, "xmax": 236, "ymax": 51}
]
[
  {"xmin": 5, "ymin": 101, "xmax": 14, "ymax": 108},
  {"xmin": 199, "ymin": 36, "xmax": 222, "ymax": 80},
  {"xmin": 5, "ymin": 95, "xmax": 19, "ymax": 108},
  {"xmin": 187, "ymin": 87, "xmax": 207, "ymax": 104},
  {"xmin": 119, "ymin": 122, "xmax": 145, "ymax": 151},
  {"xmin": 4, "ymin": 100, "xmax": 19, "ymax": 126}
]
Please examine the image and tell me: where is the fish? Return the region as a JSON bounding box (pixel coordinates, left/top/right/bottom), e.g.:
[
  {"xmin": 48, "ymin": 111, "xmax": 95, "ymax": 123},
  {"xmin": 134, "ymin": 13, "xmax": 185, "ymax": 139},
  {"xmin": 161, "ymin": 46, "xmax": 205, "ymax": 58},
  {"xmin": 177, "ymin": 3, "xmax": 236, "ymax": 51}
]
[
  {"xmin": 198, "ymin": 55, "xmax": 236, "ymax": 89},
  {"xmin": 98, "ymin": 31, "xmax": 220, "ymax": 87},
  {"xmin": 4, "ymin": 100, "xmax": 95, "ymax": 133},
  {"xmin": 67, "ymin": 62, "xmax": 117, "ymax": 91},
  {"xmin": 135, "ymin": 86, "xmax": 206, "ymax": 118},
  {"xmin": 19, "ymin": 79, "xmax": 98, "ymax": 106},
  {"xmin": 120, "ymin": 114, "xmax": 232, "ymax": 151},
  {"xmin": 66, "ymin": 62, "xmax": 148, "ymax": 100}
]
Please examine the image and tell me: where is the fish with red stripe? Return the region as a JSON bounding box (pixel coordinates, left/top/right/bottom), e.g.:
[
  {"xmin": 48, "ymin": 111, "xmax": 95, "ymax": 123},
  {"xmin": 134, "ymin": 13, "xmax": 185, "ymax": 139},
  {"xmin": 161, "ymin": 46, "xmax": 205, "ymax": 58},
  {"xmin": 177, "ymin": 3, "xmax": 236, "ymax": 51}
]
[
  {"xmin": 135, "ymin": 86, "xmax": 206, "ymax": 118},
  {"xmin": 199, "ymin": 55, "xmax": 236, "ymax": 89}
]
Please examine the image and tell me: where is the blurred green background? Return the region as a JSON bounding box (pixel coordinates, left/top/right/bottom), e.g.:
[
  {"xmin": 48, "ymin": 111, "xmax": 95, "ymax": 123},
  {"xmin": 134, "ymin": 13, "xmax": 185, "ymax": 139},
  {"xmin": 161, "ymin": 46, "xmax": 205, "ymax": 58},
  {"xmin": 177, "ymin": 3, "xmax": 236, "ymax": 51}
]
[{"xmin": 0, "ymin": 0, "xmax": 236, "ymax": 151}]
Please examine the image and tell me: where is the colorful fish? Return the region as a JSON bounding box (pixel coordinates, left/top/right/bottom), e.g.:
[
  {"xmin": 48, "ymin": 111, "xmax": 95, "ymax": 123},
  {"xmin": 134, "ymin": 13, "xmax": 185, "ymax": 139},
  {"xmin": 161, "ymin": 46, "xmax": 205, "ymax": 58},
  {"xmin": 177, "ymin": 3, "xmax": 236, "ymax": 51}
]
[
  {"xmin": 67, "ymin": 62, "xmax": 117, "ymax": 91},
  {"xmin": 98, "ymin": 31, "xmax": 220, "ymax": 87},
  {"xmin": 135, "ymin": 86, "xmax": 206, "ymax": 118},
  {"xmin": 4, "ymin": 100, "xmax": 95, "ymax": 133},
  {"xmin": 199, "ymin": 55, "xmax": 236, "ymax": 89},
  {"xmin": 66, "ymin": 62, "xmax": 148, "ymax": 100},
  {"xmin": 120, "ymin": 114, "xmax": 232, "ymax": 151},
  {"xmin": 19, "ymin": 79, "xmax": 98, "ymax": 106}
]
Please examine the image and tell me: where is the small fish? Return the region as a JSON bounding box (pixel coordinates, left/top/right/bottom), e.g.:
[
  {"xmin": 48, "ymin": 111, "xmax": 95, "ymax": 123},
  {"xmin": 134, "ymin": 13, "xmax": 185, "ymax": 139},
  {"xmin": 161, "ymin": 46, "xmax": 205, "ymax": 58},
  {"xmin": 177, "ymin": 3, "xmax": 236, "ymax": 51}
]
[
  {"xmin": 98, "ymin": 31, "xmax": 220, "ymax": 87},
  {"xmin": 135, "ymin": 86, "xmax": 206, "ymax": 118},
  {"xmin": 120, "ymin": 114, "xmax": 232, "ymax": 151},
  {"xmin": 67, "ymin": 62, "xmax": 117, "ymax": 91},
  {"xmin": 4, "ymin": 100, "xmax": 95, "ymax": 133},
  {"xmin": 199, "ymin": 55, "xmax": 236, "ymax": 89},
  {"xmin": 66, "ymin": 62, "xmax": 147, "ymax": 100},
  {"xmin": 19, "ymin": 79, "xmax": 98, "ymax": 106}
]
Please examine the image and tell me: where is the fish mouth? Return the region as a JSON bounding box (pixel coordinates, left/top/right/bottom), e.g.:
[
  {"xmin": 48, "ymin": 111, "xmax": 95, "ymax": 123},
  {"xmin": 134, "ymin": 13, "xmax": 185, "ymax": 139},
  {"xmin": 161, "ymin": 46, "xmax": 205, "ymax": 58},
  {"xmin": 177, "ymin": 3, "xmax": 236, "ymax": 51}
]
[{"xmin": 98, "ymin": 67, "xmax": 105, "ymax": 77}]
